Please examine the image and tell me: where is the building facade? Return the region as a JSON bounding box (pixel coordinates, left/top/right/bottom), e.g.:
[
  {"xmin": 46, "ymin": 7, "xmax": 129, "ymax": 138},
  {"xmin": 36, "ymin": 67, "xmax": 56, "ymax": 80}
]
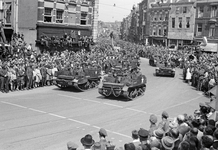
[
  {"xmin": 194, "ymin": 0, "xmax": 218, "ymax": 52},
  {"xmin": 148, "ymin": 2, "xmax": 170, "ymax": 46},
  {"xmin": 37, "ymin": 0, "xmax": 96, "ymax": 40},
  {"xmin": 0, "ymin": 0, "xmax": 18, "ymax": 43},
  {"xmin": 0, "ymin": 0, "xmax": 98, "ymax": 47},
  {"xmin": 168, "ymin": 1, "xmax": 196, "ymax": 47}
]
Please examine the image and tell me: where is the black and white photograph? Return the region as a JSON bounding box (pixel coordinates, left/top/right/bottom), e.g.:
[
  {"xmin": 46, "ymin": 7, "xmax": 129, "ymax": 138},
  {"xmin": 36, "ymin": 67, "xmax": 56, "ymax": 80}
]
[{"xmin": 0, "ymin": 0, "xmax": 218, "ymax": 150}]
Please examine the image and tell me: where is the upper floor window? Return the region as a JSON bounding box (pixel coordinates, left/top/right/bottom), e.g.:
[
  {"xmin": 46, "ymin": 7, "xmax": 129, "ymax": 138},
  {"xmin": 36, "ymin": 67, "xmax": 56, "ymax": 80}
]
[
  {"xmin": 80, "ymin": 12, "xmax": 87, "ymax": 25},
  {"xmin": 172, "ymin": 18, "xmax": 175, "ymax": 28},
  {"xmin": 153, "ymin": 15, "xmax": 157, "ymax": 21},
  {"xmin": 198, "ymin": 6, "xmax": 204, "ymax": 18},
  {"xmin": 163, "ymin": 28, "xmax": 167, "ymax": 36},
  {"xmin": 211, "ymin": 6, "xmax": 217, "ymax": 18},
  {"xmin": 186, "ymin": 17, "xmax": 190, "ymax": 28},
  {"xmin": 197, "ymin": 23, "xmax": 202, "ymax": 36},
  {"xmin": 183, "ymin": 7, "xmax": 187, "ymax": 13},
  {"xmin": 4, "ymin": 2, "xmax": 12, "ymax": 24},
  {"xmin": 56, "ymin": 9, "xmax": 64, "ymax": 23},
  {"xmin": 159, "ymin": 28, "xmax": 161, "ymax": 35},
  {"xmin": 176, "ymin": 7, "xmax": 180, "ymax": 14},
  {"xmin": 153, "ymin": 29, "xmax": 156, "ymax": 35},
  {"xmin": 44, "ymin": 8, "xmax": 53, "ymax": 22},
  {"xmin": 179, "ymin": 17, "xmax": 182, "ymax": 28}
]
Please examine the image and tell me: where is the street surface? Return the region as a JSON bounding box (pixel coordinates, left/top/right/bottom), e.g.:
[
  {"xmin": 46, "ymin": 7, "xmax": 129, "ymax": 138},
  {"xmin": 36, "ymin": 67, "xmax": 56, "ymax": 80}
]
[{"xmin": 0, "ymin": 58, "xmax": 209, "ymax": 150}]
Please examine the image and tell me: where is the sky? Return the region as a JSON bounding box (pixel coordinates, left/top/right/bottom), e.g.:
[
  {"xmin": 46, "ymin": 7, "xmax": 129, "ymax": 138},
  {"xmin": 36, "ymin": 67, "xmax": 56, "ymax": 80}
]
[{"xmin": 98, "ymin": 0, "xmax": 143, "ymax": 22}]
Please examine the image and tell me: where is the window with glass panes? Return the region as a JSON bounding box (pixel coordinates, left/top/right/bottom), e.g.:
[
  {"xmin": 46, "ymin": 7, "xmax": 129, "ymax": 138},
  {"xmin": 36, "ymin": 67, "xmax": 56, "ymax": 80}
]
[
  {"xmin": 80, "ymin": 12, "xmax": 87, "ymax": 25},
  {"xmin": 44, "ymin": 8, "xmax": 53, "ymax": 22},
  {"xmin": 56, "ymin": 10, "xmax": 64, "ymax": 23}
]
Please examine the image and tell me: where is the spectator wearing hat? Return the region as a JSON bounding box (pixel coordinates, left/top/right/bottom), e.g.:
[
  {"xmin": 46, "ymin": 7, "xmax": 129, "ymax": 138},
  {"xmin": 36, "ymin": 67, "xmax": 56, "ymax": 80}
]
[
  {"xmin": 153, "ymin": 128, "xmax": 164, "ymax": 141},
  {"xmin": 81, "ymin": 134, "xmax": 95, "ymax": 150},
  {"xmin": 161, "ymin": 136, "xmax": 174, "ymax": 150},
  {"xmin": 149, "ymin": 114, "xmax": 158, "ymax": 137},
  {"xmin": 98, "ymin": 128, "xmax": 108, "ymax": 150},
  {"xmin": 67, "ymin": 141, "xmax": 78, "ymax": 150},
  {"xmin": 137, "ymin": 128, "xmax": 150, "ymax": 150},
  {"xmin": 158, "ymin": 111, "xmax": 170, "ymax": 132},
  {"xmin": 131, "ymin": 130, "xmax": 140, "ymax": 148}
]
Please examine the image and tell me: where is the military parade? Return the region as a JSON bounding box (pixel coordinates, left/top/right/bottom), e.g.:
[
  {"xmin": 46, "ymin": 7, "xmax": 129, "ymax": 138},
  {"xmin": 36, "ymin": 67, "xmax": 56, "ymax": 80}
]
[{"xmin": 1, "ymin": 0, "xmax": 218, "ymax": 150}]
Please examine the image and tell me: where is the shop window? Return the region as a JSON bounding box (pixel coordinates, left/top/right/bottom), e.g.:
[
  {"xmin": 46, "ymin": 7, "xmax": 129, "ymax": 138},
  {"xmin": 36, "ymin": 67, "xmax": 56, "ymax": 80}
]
[
  {"xmin": 56, "ymin": 9, "xmax": 64, "ymax": 23},
  {"xmin": 179, "ymin": 17, "xmax": 182, "ymax": 28},
  {"xmin": 44, "ymin": 7, "xmax": 53, "ymax": 22},
  {"xmin": 172, "ymin": 18, "xmax": 175, "ymax": 28},
  {"xmin": 186, "ymin": 17, "xmax": 190, "ymax": 28}
]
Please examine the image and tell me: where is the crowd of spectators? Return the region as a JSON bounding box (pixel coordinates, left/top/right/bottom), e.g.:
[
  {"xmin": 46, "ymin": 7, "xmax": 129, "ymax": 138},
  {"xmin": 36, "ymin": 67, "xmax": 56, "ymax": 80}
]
[
  {"xmin": 0, "ymin": 35, "xmax": 218, "ymax": 150},
  {"xmin": 67, "ymin": 109, "xmax": 218, "ymax": 150},
  {"xmin": 0, "ymin": 38, "xmax": 140, "ymax": 93}
]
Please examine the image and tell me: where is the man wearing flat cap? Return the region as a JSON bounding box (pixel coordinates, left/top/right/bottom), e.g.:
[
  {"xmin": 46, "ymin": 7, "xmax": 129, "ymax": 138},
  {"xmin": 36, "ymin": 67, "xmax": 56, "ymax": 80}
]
[
  {"xmin": 158, "ymin": 111, "xmax": 170, "ymax": 132},
  {"xmin": 98, "ymin": 128, "xmax": 108, "ymax": 150},
  {"xmin": 137, "ymin": 128, "xmax": 150, "ymax": 150}
]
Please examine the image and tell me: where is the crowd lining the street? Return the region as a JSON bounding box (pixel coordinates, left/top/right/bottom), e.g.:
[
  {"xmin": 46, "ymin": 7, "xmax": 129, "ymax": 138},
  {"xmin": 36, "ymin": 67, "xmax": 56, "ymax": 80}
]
[{"xmin": 0, "ymin": 36, "xmax": 218, "ymax": 150}]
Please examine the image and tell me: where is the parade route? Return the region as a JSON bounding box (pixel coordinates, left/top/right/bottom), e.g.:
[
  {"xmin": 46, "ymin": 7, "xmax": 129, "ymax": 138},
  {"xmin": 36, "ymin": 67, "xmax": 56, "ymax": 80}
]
[{"xmin": 0, "ymin": 58, "xmax": 210, "ymax": 150}]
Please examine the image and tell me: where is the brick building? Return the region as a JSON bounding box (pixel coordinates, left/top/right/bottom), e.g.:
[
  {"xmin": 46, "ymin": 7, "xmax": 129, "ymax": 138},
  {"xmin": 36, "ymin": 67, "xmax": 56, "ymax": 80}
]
[
  {"xmin": 0, "ymin": 0, "xmax": 99, "ymax": 47},
  {"xmin": 195, "ymin": 0, "xmax": 218, "ymax": 52},
  {"xmin": 148, "ymin": 2, "xmax": 170, "ymax": 46},
  {"xmin": 168, "ymin": 1, "xmax": 196, "ymax": 48},
  {"xmin": 37, "ymin": 0, "xmax": 97, "ymax": 41}
]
